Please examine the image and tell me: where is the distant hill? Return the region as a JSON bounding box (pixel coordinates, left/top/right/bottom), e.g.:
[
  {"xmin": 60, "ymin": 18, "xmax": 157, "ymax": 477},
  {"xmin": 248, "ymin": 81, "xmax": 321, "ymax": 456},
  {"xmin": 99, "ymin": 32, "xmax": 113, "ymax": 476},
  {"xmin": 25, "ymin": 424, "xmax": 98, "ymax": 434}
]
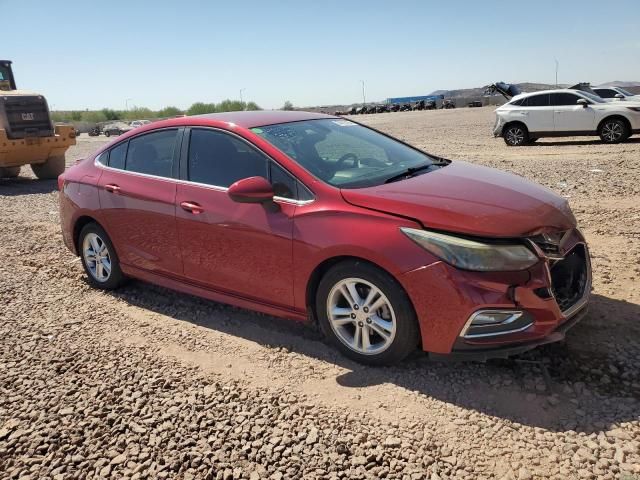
[{"xmin": 597, "ymin": 80, "xmax": 640, "ymax": 87}]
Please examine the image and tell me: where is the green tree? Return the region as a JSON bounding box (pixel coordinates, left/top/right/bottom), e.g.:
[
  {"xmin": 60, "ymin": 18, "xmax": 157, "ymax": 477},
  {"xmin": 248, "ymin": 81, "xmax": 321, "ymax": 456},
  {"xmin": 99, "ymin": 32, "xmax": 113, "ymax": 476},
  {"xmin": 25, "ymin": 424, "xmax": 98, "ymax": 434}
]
[
  {"xmin": 217, "ymin": 99, "xmax": 245, "ymax": 112},
  {"xmin": 282, "ymin": 101, "xmax": 294, "ymax": 111},
  {"xmin": 122, "ymin": 107, "xmax": 154, "ymax": 121},
  {"xmin": 157, "ymin": 106, "xmax": 182, "ymax": 118},
  {"xmin": 245, "ymin": 101, "xmax": 261, "ymax": 111},
  {"xmin": 101, "ymin": 108, "xmax": 121, "ymax": 121},
  {"xmin": 81, "ymin": 111, "xmax": 108, "ymax": 123},
  {"xmin": 187, "ymin": 102, "xmax": 218, "ymax": 116}
]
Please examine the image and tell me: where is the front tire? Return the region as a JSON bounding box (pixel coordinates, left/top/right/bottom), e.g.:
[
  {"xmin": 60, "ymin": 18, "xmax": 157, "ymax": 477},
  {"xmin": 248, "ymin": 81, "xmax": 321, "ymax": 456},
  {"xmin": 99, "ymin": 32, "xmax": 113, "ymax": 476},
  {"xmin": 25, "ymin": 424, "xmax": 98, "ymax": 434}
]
[
  {"xmin": 503, "ymin": 123, "xmax": 529, "ymax": 146},
  {"xmin": 31, "ymin": 155, "xmax": 65, "ymax": 179},
  {"xmin": 105, "ymin": 131, "xmax": 111, "ymax": 137},
  {"xmin": 599, "ymin": 118, "xmax": 628, "ymax": 144},
  {"xmin": 0, "ymin": 166, "xmax": 20, "ymax": 178},
  {"xmin": 79, "ymin": 223, "xmax": 125, "ymax": 290},
  {"xmin": 316, "ymin": 261, "xmax": 419, "ymax": 366}
]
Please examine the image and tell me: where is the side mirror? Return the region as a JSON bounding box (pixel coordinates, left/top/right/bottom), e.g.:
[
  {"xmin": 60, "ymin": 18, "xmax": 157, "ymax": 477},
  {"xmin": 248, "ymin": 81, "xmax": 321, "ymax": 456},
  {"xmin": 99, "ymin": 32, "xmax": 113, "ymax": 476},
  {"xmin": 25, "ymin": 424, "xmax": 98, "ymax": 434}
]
[
  {"xmin": 228, "ymin": 176, "xmax": 274, "ymax": 204},
  {"xmin": 614, "ymin": 93, "xmax": 625, "ymax": 100},
  {"xmin": 576, "ymin": 98, "xmax": 588, "ymax": 108}
]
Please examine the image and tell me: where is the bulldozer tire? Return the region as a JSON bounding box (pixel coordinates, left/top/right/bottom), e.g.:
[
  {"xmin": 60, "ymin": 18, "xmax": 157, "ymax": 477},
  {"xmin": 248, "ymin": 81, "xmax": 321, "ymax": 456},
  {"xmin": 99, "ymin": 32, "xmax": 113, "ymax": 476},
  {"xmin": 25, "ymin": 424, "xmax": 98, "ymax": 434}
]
[
  {"xmin": 0, "ymin": 166, "xmax": 20, "ymax": 178},
  {"xmin": 31, "ymin": 155, "xmax": 66, "ymax": 180}
]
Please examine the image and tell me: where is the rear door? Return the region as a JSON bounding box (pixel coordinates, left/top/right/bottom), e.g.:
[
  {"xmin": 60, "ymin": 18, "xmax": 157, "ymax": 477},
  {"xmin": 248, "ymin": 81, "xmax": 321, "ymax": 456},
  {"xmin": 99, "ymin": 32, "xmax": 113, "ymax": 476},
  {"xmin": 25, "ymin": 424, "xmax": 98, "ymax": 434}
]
[
  {"xmin": 551, "ymin": 93, "xmax": 596, "ymax": 132},
  {"xmin": 97, "ymin": 128, "xmax": 184, "ymax": 276},
  {"xmin": 520, "ymin": 93, "xmax": 554, "ymax": 133}
]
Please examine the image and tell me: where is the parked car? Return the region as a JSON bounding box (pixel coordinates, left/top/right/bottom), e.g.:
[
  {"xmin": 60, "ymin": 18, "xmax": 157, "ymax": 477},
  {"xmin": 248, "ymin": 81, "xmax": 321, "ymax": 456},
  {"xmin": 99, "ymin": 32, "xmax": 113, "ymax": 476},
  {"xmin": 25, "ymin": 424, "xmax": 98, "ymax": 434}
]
[
  {"xmin": 494, "ymin": 89, "xmax": 640, "ymax": 146},
  {"xmin": 592, "ymin": 86, "xmax": 640, "ymax": 102},
  {"xmin": 399, "ymin": 103, "xmax": 412, "ymax": 111},
  {"xmin": 442, "ymin": 99, "xmax": 456, "ymax": 109},
  {"xmin": 375, "ymin": 104, "xmax": 388, "ymax": 113},
  {"xmin": 413, "ymin": 100, "xmax": 426, "ymax": 111},
  {"xmin": 130, "ymin": 120, "xmax": 152, "ymax": 128},
  {"xmin": 424, "ymin": 100, "xmax": 437, "ymax": 110},
  {"xmin": 103, "ymin": 123, "xmax": 132, "ymax": 137},
  {"xmin": 389, "ymin": 103, "xmax": 400, "ymax": 112},
  {"xmin": 59, "ymin": 111, "xmax": 591, "ymax": 365},
  {"xmin": 468, "ymin": 101, "xmax": 483, "ymax": 108}
]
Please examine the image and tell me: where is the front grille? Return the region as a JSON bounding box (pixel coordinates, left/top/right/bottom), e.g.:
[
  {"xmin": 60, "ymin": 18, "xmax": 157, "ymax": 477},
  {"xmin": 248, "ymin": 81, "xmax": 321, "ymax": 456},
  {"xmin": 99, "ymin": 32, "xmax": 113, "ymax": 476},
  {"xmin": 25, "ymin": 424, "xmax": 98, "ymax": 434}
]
[
  {"xmin": 528, "ymin": 231, "xmax": 568, "ymax": 257},
  {"xmin": 1, "ymin": 95, "xmax": 53, "ymax": 138},
  {"xmin": 549, "ymin": 244, "xmax": 588, "ymax": 313}
]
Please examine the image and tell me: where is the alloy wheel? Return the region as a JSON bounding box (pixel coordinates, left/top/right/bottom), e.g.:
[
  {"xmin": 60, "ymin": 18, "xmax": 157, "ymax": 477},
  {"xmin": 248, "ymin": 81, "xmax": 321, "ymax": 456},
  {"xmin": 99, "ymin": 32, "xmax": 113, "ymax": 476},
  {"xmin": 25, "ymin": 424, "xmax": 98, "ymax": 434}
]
[
  {"xmin": 326, "ymin": 278, "xmax": 397, "ymax": 355},
  {"xmin": 506, "ymin": 127, "xmax": 525, "ymax": 145},
  {"xmin": 82, "ymin": 233, "xmax": 112, "ymax": 282},
  {"xmin": 602, "ymin": 122, "xmax": 623, "ymax": 142}
]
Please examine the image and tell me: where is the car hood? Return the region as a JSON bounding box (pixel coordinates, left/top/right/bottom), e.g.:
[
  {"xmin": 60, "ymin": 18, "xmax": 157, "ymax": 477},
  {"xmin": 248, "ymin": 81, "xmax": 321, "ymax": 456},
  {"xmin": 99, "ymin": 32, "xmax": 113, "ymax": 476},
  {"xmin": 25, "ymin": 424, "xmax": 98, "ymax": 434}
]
[{"xmin": 340, "ymin": 161, "xmax": 576, "ymax": 238}]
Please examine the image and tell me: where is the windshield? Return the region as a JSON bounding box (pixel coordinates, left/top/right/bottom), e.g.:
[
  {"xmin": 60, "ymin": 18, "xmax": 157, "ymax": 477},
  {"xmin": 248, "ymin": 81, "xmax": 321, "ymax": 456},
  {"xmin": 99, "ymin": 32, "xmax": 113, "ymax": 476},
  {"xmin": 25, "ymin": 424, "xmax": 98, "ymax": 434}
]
[
  {"xmin": 578, "ymin": 91, "xmax": 605, "ymax": 104},
  {"xmin": 617, "ymin": 87, "xmax": 634, "ymax": 96},
  {"xmin": 252, "ymin": 119, "xmax": 441, "ymax": 188}
]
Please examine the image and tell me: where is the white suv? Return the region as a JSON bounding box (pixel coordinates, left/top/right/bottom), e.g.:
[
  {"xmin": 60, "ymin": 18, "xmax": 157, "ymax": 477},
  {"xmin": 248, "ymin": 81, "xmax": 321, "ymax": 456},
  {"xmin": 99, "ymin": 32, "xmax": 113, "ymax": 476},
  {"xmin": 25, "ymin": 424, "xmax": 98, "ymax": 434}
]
[
  {"xmin": 593, "ymin": 86, "xmax": 640, "ymax": 102},
  {"xmin": 493, "ymin": 89, "xmax": 640, "ymax": 146}
]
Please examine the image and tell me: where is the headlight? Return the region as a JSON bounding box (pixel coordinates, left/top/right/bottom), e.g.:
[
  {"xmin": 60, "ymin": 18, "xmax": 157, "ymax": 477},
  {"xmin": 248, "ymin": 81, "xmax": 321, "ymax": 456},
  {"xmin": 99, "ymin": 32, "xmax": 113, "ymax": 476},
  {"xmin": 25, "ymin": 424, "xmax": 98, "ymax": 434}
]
[{"xmin": 400, "ymin": 228, "xmax": 539, "ymax": 272}]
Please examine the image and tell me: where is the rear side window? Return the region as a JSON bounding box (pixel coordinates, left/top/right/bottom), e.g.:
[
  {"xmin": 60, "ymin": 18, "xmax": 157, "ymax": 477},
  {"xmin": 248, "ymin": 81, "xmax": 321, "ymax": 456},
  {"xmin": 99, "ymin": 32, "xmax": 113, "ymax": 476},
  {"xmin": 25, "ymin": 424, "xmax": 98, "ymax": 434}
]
[
  {"xmin": 550, "ymin": 93, "xmax": 581, "ymax": 106},
  {"xmin": 108, "ymin": 142, "xmax": 128, "ymax": 170},
  {"xmin": 125, "ymin": 129, "xmax": 177, "ymax": 177},
  {"xmin": 524, "ymin": 94, "xmax": 550, "ymax": 107},
  {"xmin": 510, "ymin": 98, "xmax": 525, "ymax": 106},
  {"xmin": 188, "ymin": 129, "xmax": 268, "ymax": 187}
]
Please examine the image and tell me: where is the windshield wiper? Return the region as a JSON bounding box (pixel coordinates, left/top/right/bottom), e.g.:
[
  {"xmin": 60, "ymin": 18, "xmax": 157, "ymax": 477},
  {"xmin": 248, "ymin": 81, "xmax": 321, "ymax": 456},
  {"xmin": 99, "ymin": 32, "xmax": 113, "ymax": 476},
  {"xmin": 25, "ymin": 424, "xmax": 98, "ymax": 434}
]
[{"xmin": 384, "ymin": 161, "xmax": 446, "ymax": 184}]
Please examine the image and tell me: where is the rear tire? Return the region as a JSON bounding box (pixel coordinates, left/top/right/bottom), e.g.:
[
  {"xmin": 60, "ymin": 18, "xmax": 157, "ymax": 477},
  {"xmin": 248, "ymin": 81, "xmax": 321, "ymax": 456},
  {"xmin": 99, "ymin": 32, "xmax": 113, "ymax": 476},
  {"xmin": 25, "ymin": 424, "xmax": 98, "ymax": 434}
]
[
  {"xmin": 78, "ymin": 223, "xmax": 125, "ymax": 290},
  {"xmin": 503, "ymin": 123, "xmax": 529, "ymax": 146},
  {"xmin": 599, "ymin": 118, "xmax": 628, "ymax": 144},
  {"xmin": 0, "ymin": 166, "xmax": 20, "ymax": 178},
  {"xmin": 316, "ymin": 260, "xmax": 419, "ymax": 366},
  {"xmin": 105, "ymin": 131, "xmax": 111, "ymax": 137},
  {"xmin": 31, "ymin": 155, "xmax": 66, "ymax": 180}
]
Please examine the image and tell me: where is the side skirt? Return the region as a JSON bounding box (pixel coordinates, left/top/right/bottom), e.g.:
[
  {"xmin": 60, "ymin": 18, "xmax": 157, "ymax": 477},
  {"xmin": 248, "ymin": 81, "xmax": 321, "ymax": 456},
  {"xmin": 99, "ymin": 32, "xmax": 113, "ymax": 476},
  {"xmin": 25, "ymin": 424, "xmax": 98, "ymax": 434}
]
[{"xmin": 120, "ymin": 264, "xmax": 308, "ymax": 323}]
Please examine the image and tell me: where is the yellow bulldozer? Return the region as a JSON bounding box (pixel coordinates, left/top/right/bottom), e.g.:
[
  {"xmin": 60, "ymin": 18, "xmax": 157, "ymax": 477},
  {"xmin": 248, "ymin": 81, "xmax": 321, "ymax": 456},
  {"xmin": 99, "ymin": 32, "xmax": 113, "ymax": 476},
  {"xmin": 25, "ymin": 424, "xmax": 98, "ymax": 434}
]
[{"xmin": 0, "ymin": 60, "xmax": 76, "ymax": 179}]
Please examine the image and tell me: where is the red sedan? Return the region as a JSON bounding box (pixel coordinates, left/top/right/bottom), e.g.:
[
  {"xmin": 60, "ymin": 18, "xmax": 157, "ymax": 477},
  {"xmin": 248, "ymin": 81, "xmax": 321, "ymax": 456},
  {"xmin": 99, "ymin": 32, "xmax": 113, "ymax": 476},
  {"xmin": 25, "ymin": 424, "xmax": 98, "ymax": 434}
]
[{"xmin": 58, "ymin": 111, "xmax": 591, "ymax": 365}]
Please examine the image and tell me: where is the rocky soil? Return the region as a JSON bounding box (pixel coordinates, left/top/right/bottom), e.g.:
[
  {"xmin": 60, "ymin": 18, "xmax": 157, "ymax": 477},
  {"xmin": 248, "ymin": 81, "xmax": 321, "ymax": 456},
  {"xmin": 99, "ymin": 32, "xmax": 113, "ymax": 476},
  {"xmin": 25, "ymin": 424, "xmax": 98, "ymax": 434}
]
[{"xmin": 1, "ymin": 109, "xmax": 639, "ymax": 479}]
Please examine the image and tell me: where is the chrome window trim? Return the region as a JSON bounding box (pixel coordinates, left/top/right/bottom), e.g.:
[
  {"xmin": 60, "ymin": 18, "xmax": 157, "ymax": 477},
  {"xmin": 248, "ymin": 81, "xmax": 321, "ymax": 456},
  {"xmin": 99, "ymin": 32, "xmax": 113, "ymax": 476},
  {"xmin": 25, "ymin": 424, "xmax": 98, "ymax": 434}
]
[
  {"xmin": 94, "ymin": 125, "xmax": 317, "ymax": 205},
  {"xmin": 94, "ymin": 158, "xmax": 314, "ymax": 206}
]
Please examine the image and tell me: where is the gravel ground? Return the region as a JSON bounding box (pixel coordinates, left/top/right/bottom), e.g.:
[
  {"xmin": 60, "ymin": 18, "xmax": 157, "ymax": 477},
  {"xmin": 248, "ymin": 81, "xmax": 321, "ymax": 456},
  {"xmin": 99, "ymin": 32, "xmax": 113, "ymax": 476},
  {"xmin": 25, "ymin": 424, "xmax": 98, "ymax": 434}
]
[{"xmin": 1, "ymin": 109, "xmax": 639, "ymax": 480}]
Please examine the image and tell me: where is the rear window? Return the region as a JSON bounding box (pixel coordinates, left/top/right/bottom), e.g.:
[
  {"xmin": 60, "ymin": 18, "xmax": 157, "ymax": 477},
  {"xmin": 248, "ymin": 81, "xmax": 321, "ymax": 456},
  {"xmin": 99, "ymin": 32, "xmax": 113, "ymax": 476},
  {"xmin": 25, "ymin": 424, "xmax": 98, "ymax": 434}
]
[{"xmin": 108, "ymin": 142, "xmax": 128, "ymax": 170}]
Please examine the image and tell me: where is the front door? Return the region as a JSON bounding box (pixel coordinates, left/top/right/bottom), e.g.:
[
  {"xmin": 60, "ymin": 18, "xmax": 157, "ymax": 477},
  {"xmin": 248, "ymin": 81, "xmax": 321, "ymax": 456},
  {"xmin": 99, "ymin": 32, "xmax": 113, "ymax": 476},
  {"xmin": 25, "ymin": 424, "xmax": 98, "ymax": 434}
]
[
  {"xmin": 97, "ymin": 128, "xmax": 183, "ymax": 276},
  {"xmin": 551, "ymin": 93, "xmax": 596, "ymax": 132},
  {"xmin": 175, "ymin": 128, "xmax": 296, "ymax": 307}
]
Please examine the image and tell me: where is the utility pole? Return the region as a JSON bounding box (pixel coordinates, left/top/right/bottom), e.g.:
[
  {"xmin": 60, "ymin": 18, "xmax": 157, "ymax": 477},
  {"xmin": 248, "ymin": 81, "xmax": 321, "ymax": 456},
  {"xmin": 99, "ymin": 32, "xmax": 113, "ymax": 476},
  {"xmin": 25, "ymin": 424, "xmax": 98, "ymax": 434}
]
[
  {"xmin": 240, "ymin": 88, "xmax": 246, "ymax": 109},
  {"xmin": 125, "ymin": 98, "xmax": 132, "ymax": 111},
  {"xmin": 361, "ymin": 80, "xmax": 366, "ymax": 105},
  {"xmin": 555, "ymin": 59, "xmax": 559, "ymax": 87}
]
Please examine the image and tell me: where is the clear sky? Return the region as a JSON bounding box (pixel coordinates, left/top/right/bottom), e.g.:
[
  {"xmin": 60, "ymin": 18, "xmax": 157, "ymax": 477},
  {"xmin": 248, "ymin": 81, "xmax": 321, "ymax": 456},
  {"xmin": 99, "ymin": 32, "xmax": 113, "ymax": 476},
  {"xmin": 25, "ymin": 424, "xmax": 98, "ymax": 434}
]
[{"xmin": 4, "ymin": 0, "xmax": 640, "ymax": 110}]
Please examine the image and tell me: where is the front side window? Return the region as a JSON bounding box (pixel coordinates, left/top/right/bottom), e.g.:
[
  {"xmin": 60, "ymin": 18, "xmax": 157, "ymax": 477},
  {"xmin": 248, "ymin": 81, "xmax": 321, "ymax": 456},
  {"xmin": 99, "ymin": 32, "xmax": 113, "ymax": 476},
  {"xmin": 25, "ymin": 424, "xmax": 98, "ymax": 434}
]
[
  {"xmin": 125, "ymin": 129, "xmax": 177, "ymax": 177},
  {"xmin": 252, "ymin": 119, "xmax": 441, "ymax": 188},
  {"xmin": 188, "ymin": 129, "xmax": 268, "ymax": 187}
]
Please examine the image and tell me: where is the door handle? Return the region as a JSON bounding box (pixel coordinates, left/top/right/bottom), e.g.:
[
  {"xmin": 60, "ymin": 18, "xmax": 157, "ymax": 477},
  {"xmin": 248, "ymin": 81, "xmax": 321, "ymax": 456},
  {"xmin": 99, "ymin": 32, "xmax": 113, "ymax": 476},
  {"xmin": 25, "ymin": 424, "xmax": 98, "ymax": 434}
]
[
  {"xmin": 180, "ymin": 201, "xmax": 204, "ymax": 215},
  {"xmin": 104, "ymin": 184, "xmax": 121, "ymax": 194}
]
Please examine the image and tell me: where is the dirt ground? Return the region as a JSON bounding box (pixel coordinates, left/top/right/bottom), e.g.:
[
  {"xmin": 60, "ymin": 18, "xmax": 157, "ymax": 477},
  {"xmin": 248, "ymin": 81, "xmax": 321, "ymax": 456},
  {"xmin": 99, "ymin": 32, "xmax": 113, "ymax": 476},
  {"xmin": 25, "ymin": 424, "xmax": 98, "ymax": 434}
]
[{"xmin": 1, "ymin": 108, "xmax": 638, "ymax": 480}]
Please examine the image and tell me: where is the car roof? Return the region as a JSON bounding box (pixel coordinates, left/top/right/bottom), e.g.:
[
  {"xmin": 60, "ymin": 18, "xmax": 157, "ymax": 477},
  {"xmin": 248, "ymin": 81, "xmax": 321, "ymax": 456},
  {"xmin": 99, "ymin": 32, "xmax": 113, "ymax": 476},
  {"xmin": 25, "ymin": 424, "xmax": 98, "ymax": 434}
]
[{"xmin": 190, "ymin": 110, "xmax": 335, "ymax": 128}]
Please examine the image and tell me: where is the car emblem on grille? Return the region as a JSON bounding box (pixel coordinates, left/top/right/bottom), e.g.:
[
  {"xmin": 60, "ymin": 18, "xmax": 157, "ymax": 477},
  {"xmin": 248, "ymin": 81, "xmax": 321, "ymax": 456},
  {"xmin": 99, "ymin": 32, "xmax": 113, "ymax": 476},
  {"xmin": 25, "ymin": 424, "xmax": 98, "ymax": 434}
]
[{"xmin": 21, "ymin": 112, "xmax": 35, "ymax": 121}]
